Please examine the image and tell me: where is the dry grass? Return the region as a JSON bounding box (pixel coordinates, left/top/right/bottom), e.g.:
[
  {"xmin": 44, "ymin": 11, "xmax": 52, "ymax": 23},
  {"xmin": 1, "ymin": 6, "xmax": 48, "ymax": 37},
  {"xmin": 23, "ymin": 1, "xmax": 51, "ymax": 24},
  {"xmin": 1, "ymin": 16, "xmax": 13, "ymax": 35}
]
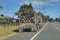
[{"xmin": 0, "ymin": 25, "xmax": 19, "ymax": 38}]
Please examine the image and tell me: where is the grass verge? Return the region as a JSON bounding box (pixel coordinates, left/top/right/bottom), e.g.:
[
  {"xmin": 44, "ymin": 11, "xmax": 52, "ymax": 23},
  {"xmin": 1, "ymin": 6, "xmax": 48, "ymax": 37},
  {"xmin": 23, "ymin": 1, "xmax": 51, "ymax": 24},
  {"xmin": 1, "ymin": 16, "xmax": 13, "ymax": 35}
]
[{"xmin": 0, "ymin": 25, "xmax": 18, "ymax": 39}]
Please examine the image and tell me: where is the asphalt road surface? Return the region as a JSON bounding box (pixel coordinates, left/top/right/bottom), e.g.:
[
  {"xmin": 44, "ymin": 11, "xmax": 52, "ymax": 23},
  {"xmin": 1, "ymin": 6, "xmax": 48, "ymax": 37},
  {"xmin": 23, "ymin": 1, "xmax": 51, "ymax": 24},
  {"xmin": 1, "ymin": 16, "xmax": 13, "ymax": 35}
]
[
  {"xmin": 3, "ymin": 22, "xmax": 60, "ymax": 40},
  {"xmin": 3, "ymin": 32, "xmax": 36, "ymax": 40},
  {"xmin": 34, "ymin": 22, "xmax": 60, "ymax": 40}
]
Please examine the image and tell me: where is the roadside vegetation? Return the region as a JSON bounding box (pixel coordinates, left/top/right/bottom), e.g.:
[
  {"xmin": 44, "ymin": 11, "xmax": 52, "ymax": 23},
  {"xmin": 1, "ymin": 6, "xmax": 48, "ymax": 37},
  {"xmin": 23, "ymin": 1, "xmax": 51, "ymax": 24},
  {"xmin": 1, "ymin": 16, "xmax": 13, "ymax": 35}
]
[
  {"xmin": 0, "ymin": 5, "xmax": 19, "ymax": 39},
  {"xmin": 0, "ymin": 24, "xmax": 18, "ymax": 38},
  {"xmin": 55, "ymin": 18, "xmax": 60, "ymax": 22}
]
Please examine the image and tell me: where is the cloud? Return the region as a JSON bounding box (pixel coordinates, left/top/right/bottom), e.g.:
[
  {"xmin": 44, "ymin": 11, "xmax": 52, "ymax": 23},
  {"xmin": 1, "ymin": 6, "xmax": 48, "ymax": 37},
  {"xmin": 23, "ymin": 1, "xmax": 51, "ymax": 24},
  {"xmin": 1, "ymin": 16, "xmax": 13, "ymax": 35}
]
[
  {"xmin": 32, "ymin": 1, "xmax": 47, "ymax": 5},
  {"xmin": 32, "ymin": 1, "xmax": 48, "ymax": 8},
  {"xmin": 49, "ymin": 0, "xmax": 59, "ymax": 3},
  {"xmin": 19, "ymin": 0, "xmax": 59, "ymax": 8},
  {"xmin": 49, "ymin": 3, "xmax": 54, "ymax": 6}
]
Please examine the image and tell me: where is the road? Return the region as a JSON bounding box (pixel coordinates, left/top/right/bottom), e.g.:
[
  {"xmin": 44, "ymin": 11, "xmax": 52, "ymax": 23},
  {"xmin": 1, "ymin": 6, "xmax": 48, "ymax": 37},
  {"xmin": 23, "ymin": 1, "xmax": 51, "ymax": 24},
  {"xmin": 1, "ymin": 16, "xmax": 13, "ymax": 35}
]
[
  {"xmin": 34, "ymin": 22, "xmax": 60, "ymax": 40},
  {"xmin": 3, "ymin": 32, "xmax": 36, "ymax": 40},
  {"xmin": 3, "ymin": 22, "xmax": 60, "ymax": 40}
]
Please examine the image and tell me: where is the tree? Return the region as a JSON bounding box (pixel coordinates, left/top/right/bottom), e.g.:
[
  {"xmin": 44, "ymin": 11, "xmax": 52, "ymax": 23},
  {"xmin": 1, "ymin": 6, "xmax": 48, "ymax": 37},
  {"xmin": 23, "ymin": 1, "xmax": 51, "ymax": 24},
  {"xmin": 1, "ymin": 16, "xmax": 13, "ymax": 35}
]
[
  {"xmin": 1, "ymin": 14, "xmax": 4, "ymax": 17},
  {"xmin": 47, "ymin": 15, "xmax": 50, "ymax": 21},
  {"xmin": 15, "ymin": 3, "xmax": 33, "ymax": 16},
  {"xmin": 29, "ymin": 3, "xmax": 33, "ymax": 10},
  {"xmin": 55, "ymin": 18, "xmax": 60, "ymax": 22},
  {"xmin": 20, "ymin": 3, "xmax": 33, "ymax": 12}
]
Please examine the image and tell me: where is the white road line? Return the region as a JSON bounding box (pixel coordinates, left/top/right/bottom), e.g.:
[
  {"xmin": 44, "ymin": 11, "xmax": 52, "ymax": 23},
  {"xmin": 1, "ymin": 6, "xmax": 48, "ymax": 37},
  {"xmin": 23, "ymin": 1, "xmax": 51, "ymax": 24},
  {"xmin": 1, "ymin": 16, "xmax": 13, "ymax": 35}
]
[{"xmin": 30, "ymin": 23, "xmax": 48, "ymax": 40}]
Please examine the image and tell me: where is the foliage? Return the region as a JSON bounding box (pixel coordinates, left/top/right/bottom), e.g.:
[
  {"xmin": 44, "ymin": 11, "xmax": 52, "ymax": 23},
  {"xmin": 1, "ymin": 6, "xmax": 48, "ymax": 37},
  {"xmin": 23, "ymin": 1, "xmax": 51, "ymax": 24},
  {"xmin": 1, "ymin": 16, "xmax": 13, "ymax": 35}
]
[
  {"xmin": 20, "ymin": 3, "xmax": 33, "ymax": 12},
  {"xmin": 0, "ymin": 14, "xmax": 4, "ymax": 17},
  {"xmin": 56, "ymin": 18, "xmax": 60, "ymax": 22},
  {"xmin": 15, "ymin": 3, "xmax": 33, "ymax": 15}
]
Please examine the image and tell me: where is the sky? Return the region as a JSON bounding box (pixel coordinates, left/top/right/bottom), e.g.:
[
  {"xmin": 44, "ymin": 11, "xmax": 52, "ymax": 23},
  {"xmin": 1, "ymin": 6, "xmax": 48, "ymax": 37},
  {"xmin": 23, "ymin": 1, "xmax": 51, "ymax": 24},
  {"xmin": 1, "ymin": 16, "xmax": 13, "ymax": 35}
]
[{"xmin": 0, "ymin": 0, "xmax": 60, "ymax": 19}]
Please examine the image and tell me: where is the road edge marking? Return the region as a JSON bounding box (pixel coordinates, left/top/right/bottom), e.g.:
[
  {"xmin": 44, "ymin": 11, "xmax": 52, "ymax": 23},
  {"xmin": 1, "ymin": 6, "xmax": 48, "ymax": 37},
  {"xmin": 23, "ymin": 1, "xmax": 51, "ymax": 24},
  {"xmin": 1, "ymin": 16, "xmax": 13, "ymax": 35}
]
[{"xmin": 30, "ymin": 23, "xmax": 48, "ymax": 40}]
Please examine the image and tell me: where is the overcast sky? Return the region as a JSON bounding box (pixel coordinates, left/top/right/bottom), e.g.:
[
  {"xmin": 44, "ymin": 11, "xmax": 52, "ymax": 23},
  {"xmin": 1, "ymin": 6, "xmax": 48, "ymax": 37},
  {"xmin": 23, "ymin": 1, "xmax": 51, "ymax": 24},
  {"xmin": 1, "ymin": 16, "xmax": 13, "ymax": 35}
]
[{"xmin": 0, "ymin": 0, "xmax": 60, "ymax": 19}]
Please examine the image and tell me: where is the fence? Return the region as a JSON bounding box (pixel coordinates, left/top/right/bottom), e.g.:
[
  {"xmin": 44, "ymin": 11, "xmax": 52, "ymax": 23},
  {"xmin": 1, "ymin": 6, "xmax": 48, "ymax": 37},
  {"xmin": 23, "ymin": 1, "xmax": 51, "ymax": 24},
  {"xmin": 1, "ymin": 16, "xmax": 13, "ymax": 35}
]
[{"xmin": 0, "ymin": 22, "xmax": 19, "ymax": 33}]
